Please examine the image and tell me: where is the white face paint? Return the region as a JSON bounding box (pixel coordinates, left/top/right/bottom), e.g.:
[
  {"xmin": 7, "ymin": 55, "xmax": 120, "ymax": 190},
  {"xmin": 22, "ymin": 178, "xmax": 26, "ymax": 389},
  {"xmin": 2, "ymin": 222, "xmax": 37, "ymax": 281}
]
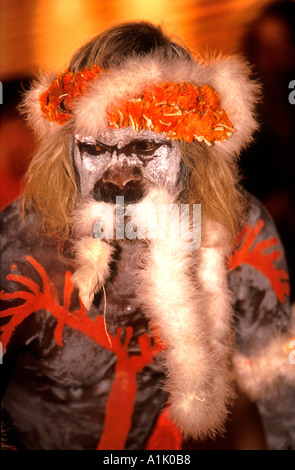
[{"xmin": 73, "ymin": 127, "xmax": 181, "ymax": 203}]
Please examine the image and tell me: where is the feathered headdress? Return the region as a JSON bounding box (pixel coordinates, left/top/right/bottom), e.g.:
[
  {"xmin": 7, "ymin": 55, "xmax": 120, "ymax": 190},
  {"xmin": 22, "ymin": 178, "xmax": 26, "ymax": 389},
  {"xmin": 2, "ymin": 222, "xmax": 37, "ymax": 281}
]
[{"xmin": 23, "ymin": 52, "xmax": 260, "ymax": 157}]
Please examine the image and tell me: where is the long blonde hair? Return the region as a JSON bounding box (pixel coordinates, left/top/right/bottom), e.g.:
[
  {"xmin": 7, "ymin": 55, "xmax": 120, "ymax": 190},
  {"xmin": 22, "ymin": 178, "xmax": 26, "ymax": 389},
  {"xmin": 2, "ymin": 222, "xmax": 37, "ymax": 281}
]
[
  {"xmin": 22, "ymin": 21, "xmax": 247, "ymax": 244},
  {"xmin": 180, "ymin": 141, "xmax": 246, "ymax": 243}
]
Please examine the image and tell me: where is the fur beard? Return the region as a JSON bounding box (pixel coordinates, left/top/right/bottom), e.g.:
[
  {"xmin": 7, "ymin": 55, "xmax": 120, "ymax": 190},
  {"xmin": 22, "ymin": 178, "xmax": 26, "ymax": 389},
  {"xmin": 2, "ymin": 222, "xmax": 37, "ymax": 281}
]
[
  {"xmin": 71, "ymin": 200, "xmax": 116, "ymax": 309},
  {"xmin": 129, "ymin": 189, "xmax": 235, "ymax": 439},
  {"xmin": 71, "ymin": 188, "xmax": 235, "ymax": 439}
]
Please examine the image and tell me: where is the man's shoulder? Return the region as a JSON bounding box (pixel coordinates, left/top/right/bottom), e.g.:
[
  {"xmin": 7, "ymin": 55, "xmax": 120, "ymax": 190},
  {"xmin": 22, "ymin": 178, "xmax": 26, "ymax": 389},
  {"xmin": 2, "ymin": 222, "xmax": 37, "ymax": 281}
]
[
  {"xmin": 244, "ymin": 192, "xmax": 281, "ymax": 238},
  {"xmin": 0, "ymin": 200, "xmax": 67, "ymax": 281},
  {"xmin": 0, "ymin": 200, "xmax": 42, "ymax": 251},
  {"xmin": 0, "ymin": 199, "xmax": 23, "ymax": 228},
  {"xmin": 228, "ymin": 192, "xmax": 291, "ymax": 349}
]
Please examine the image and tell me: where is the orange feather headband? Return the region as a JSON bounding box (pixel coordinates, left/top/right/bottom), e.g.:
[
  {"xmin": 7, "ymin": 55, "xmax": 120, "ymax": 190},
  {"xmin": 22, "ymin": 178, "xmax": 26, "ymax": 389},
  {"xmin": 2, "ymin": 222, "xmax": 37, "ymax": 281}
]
[{"xmin": 39, "ymin": 65, "xmax": 234, "ymax": 145}]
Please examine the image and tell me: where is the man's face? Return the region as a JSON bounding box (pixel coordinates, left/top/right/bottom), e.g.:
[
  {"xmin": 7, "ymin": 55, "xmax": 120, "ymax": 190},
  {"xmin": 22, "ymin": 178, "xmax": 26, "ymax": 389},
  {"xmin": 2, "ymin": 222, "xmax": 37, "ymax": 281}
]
[{"xmin": 73, "ymin": 128, "xmax": 181, "ymax": 203}]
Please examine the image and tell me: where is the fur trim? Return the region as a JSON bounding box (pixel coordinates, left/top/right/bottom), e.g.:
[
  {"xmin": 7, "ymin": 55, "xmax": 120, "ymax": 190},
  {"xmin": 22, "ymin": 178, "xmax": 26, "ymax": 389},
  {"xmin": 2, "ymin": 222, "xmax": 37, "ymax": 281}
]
[
  {"xmin": 70, "ymin": 189, "xmax": 235, "ymax": 438},
  {"xmin": 72, "ymin": 199, "xmax": 115, "ymax": 239},
  {"xmin": 233, "ymin": 306, "xmax": 295, "ymax": 401},
  {"xmin": 204, "ymin": 56, "xmax": 260, "ymax": 156},
  {"xmin": 129, "ymin": 189, "xmax": 235, "ymax": 439},
  {"xmin": 74, "ymin": 54, "xmax": 260, "ymax": 157},
  {"xmin": 71, "ymin": 238, "xmax": 114, "ymax": 310},
  {"xmin": 19, "ymin": 69, "xmax": 62, "ymax": 139},
  {"xmin": 22, "ymin": 53, "xmax": 260, "ymax": 157},
  {"xmin": 71, "ymin": 200, "xmax": 116, "ymax": 309}
]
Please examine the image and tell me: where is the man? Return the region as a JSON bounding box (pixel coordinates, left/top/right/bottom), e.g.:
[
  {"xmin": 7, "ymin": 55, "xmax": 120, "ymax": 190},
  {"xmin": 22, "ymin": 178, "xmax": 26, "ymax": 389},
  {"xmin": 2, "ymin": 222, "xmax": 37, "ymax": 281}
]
[{"xmin": 1, "ymin": 22, "xmax": 294, "ymax": 450}]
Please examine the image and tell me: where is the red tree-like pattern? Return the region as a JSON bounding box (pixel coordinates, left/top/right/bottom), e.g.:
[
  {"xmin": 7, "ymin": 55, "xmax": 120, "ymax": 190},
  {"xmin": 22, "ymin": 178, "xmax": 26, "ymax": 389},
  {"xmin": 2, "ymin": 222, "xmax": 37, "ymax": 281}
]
[
  {"xmin": 228, "ymin": 219, "xmax": 289, "ymax": 302},
  {"xmin": 0, "ymin": 255, "xmax": 178, "ymax": 450},
  {"xmin": 0, "ymin": 219, "xmax": 289, "ymax": 449}
]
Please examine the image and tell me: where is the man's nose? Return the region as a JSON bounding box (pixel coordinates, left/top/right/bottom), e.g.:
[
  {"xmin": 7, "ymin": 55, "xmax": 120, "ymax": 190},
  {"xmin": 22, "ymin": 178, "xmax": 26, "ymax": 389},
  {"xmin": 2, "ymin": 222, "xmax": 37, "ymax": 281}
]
[{"xmin": 102, "ymin": 164, "xmax": 142, "ymax": 190}]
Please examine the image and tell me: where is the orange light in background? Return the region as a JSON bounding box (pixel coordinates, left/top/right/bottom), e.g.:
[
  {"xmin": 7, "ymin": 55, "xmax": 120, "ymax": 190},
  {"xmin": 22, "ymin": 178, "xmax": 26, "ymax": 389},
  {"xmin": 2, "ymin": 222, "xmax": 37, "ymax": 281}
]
[
  {"xmin": 119, "ymin": 0, "xmax": 193, "ymax": 41},
  {"xmin": 0, "ymin": 0, "xmax": 276, "ymax": 81},
  {"xmin": 32, "ymin": 0, "xmax": 193, "ymax": 72},
  {"xmin": 51, "ymin": 0, "xmax": 83, "ymax": 21},
  {"xmin": 121, "ymin": 0, "xmax": 170, "ymax": 21},
  {"xmin": 33, "ymin": 0, "xmax": 99, "ymax": 70}
]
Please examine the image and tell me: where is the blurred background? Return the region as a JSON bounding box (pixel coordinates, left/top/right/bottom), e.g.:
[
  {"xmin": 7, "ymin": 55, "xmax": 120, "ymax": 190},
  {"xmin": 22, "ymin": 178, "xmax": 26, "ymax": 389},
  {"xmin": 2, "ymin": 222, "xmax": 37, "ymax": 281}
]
[
  {"xmin": 0, "ymin": 0, "xmax": 279, "ymax": 81},
  {"xmin": 0, "ymin": 0, "xmax": 295, "ymax": 449}
]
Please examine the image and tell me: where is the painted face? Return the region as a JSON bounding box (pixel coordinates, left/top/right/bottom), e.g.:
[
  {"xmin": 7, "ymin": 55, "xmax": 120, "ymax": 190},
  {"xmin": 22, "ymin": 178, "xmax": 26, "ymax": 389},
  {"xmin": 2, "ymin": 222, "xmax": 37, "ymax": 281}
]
[{"xmin": 73, "ymin": 128, "xmax": 181, "ymax": 203}]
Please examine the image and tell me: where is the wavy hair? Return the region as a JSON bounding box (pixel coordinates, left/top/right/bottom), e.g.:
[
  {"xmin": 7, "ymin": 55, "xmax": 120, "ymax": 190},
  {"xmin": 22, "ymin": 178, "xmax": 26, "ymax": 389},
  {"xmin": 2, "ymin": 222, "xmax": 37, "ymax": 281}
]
[
  {"xmin": 22, "ymin": 21, "xmax": 248, "ymax": 244},
  {"xmin": 180, "ymin": 140, "xmax": 246, "ymax": 243}
]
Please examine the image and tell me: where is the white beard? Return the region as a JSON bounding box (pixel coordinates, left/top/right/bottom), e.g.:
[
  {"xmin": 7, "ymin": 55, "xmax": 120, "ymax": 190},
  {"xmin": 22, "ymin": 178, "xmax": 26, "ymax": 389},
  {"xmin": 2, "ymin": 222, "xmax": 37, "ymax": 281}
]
[{"xmin": 71, "ymin": 188, "xmax": 235, "ymax": 439}]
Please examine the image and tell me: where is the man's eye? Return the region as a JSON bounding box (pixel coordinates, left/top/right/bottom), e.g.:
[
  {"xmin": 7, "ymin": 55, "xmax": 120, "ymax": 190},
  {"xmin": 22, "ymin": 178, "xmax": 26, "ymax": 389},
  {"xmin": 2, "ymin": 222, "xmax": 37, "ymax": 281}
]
[
  {"xmin": 133, "ymin": 141, "xmax": 158, "ymax": 153},
  {"xmin": 78, "ymin": 141, "xmax": 106, "ymax": 156}
]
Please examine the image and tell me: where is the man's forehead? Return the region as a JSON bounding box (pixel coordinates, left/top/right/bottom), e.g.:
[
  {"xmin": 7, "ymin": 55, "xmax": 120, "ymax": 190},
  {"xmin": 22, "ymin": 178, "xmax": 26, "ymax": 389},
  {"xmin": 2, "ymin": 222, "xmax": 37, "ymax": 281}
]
[{"xmin": 75, "ymin": 127, "xmax": 173, "ymax": 148}]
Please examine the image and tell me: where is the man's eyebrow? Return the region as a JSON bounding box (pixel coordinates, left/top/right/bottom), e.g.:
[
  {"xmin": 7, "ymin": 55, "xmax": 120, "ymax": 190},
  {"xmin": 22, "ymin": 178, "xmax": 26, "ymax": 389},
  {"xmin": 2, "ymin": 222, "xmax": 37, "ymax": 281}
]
[
  {"xmin": 124, "ymin": 138, "xmax": 171, "ymax": 147},
  {"xmin": 75, "ymin": 135, "xmax": 172, "ymax": 157}
]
